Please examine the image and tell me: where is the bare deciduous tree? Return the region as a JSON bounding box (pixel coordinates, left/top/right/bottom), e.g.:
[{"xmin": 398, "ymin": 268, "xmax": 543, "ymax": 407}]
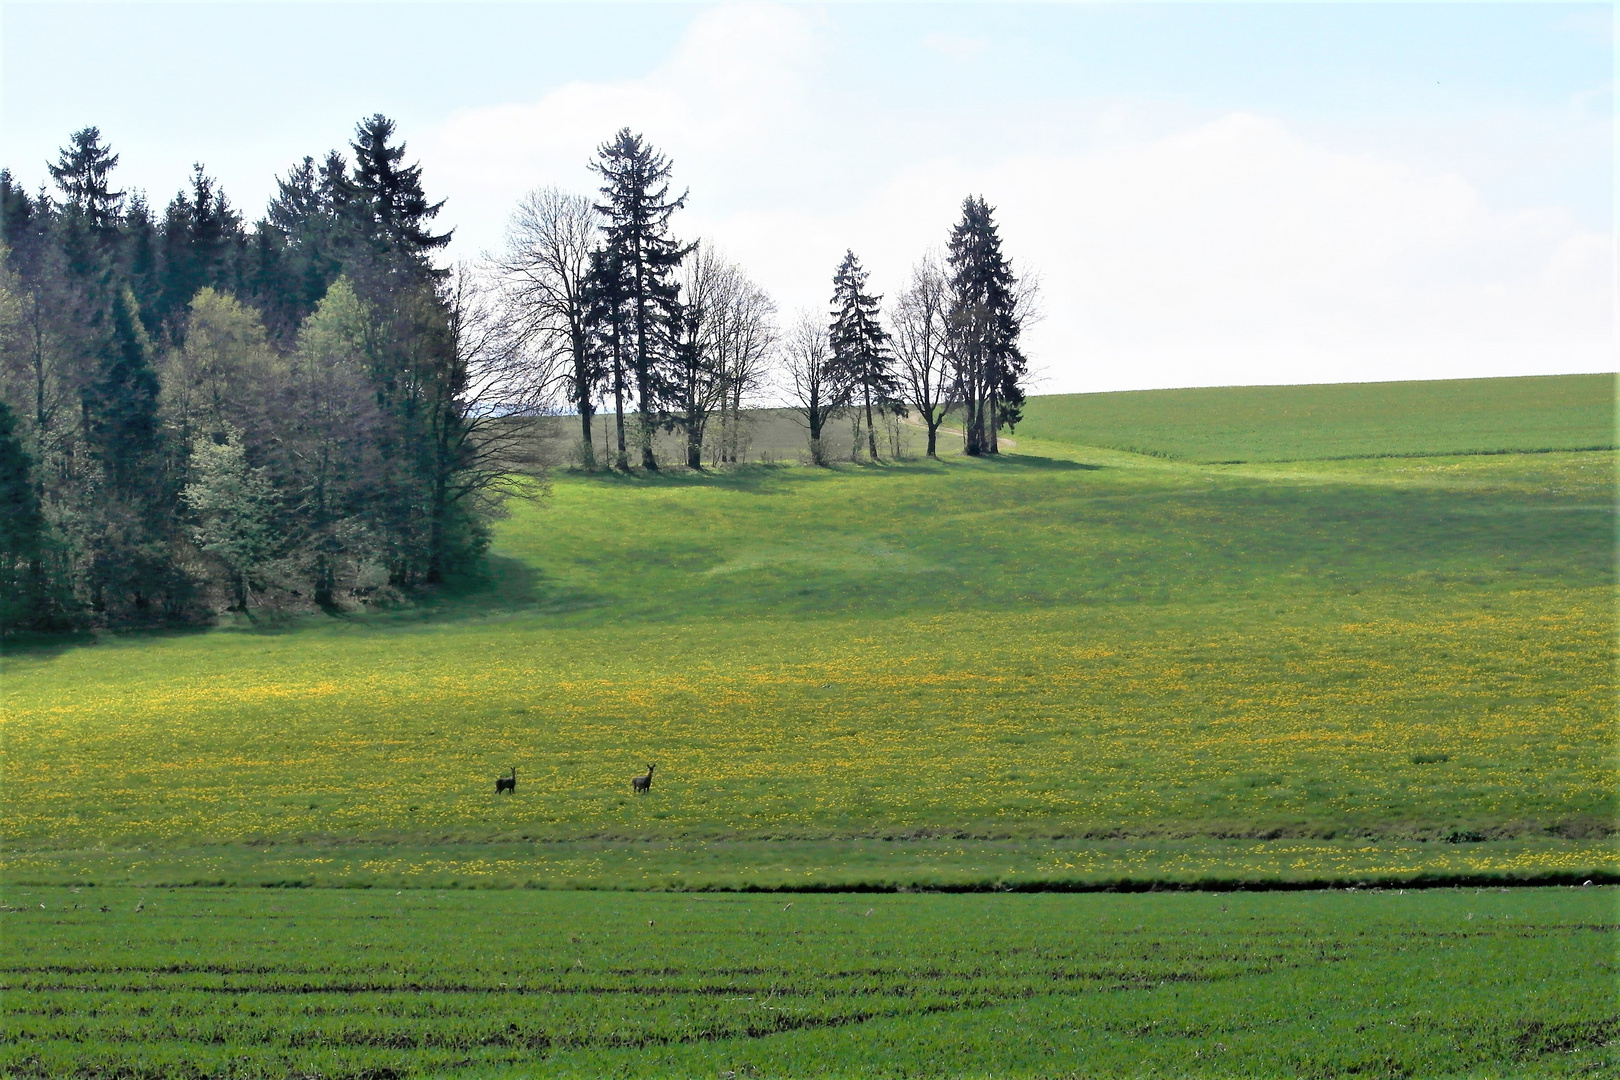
[
  {"xmin": 781, "ymin": 311, "xmax": 848, "ymax": 467},
  {"xmin": 890, "ymin": 253, "xmax": 955, "ymax": 459},
  {"xmin": 497, "ymin": 187, "xmax": 601, "ymax": 467},
  {"xmin": 669, "ymin": 243, "xmax": 778, "ymax": 469},
  {"xmin": 440, "ymin": 263, "xmax": 554, "ymax": 504}
]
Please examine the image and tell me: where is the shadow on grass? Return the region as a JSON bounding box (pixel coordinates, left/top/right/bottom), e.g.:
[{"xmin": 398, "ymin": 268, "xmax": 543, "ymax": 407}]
[
  {"xmin": 990, "ymin": 453, "xmax": 1101, "ymax": 472},
  {"xmin": 0, "ymin": 628, "xmax": 105, "ymax": 661},
  {"xmin": 339, "ymin": 555, "xmax": 604, "ymax": 629},
  {"xmin": 556, "ymin": 454, "xmax": 1084, "ymax": 492},
  {"xmin": 2, "ymin": 556, "xmax": 605, "ymax": 656}
]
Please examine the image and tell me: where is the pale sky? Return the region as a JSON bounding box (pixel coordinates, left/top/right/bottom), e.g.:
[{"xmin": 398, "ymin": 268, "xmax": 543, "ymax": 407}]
[{"xmin": 2, "ymin": 3, "xmax": 1613, "ymax": 393}]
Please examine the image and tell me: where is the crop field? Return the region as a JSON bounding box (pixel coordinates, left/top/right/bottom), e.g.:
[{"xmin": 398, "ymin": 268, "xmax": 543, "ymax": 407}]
[
  {"xmin": 2, "ymin": 884, "xmax": 1614, "ymax": 1078},
  {"xmin": 1014, "ymin": 373, "xmax": 1615, "ymax": 463}
]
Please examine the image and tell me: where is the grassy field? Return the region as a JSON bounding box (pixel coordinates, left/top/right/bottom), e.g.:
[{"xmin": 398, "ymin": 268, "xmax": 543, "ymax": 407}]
[
  {"xmin": 2, "ymin": 374, "xmax": 1615, "ymax": 1076},
  {"xmin": 1, "ymin": 377, "xmax": 1613, "ymax": 888},
  {"xmin": 2, "ymin": 884, "xmax": 1613, "ymax": 1078},
  {"xmin": 1014, "ymin": 373, "xmax": 1615, "ymax": 462}
]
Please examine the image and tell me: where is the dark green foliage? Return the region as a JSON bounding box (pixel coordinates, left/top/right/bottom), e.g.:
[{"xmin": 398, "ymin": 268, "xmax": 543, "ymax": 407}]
[
  {"xmin": 350, "ymin": 114, "xmax": 452, "ymax": 270},
  {"xmin": 0, "ymin": 400, "xmax": 49, "ymax": 630},
  {"xmin": 585, "ymin": 241, "xmax": 633, "ymax": 469},
  {"xmin": 0, "ymin": 119, "xmax": 506, "ymax": 631},
  {"xmin": 828, "ymin": 249, "xmax": 898, "ymax": 460},
  {"xmin": 948, "ymin": 195, "xmax": 1026, "ymax": 455},
  {"xmin": 85, "ymin": 288, "xmax": 161, "ymax": 499},
  {"xmin": 156, "ymin": 165, "xmax": 243, "ymax": 339},
  {"xmin": 45, "ymin": 126, "xmax": 123, "ymax": 235}
]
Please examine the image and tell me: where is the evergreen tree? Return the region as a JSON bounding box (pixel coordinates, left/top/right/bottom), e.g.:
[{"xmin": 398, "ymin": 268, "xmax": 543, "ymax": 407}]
[
  {"xmin": 158, "ymin": 166, "xmax": 243, "ymax": 339},
  {"xmin": 591, "ymin": 129, "xmax": 692, "ymax": 470},
  {"xmin": 350, "ymin": 115, "xmax": 451, "ymax": 273},
  {"xmin": 262, "ymin": 151, "xmax": 353, "ymax": 337},
  {"xmin": 122, "ymin": 193, "xmax": 162, "ymax": 334},
  {"xmin": 0, "ymin": 399, "xmax": 48, "ymax": 632},
  {"xmin": 946, "ymin": 196, "xmax": 1026, "ymax": 456},
  {"xmin": 584, "ymin": 243, "xmax": 631, "ymax": 470},
  {"xmin": 80, "ymin": 288, "xmax": 186, "ymax": 619},
  {"xmin": 828, "ymin": 250, "xmax": 898, "ymax": 461},
  {"xmin": 47, "ymin": 127, "xmax": 124, "ymax": 235}
]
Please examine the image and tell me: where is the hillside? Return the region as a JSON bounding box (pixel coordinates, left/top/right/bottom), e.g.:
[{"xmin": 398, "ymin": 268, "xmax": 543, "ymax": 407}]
[{"xmin": 2, "ymin": 373, "xmax": 1613, "ymax": 889}]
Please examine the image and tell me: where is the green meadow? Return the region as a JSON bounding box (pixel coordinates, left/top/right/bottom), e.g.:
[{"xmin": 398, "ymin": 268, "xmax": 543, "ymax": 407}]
[
  {"xmin": 1, "ymin": 374, "xmax": 1614, "ymax": 889},
  {"xmin": 1, "ymin": 374, "xmax": 1615, "ymax": 1075}
]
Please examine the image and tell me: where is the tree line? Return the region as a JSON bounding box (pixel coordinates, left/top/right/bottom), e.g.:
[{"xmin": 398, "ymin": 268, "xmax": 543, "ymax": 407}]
[{"xmin": 1, "ymin": 120, "xmax": 1031, "ymax": 633}]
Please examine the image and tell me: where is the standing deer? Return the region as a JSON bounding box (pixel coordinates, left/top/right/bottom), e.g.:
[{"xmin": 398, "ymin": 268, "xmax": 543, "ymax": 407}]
[
  {"xmin": 496, "ymin": 767, "xmax": 516, "ymax": 795},
  {"xmin": 632, "ymin": 764, "xmax": 655, "ymax": 794}
]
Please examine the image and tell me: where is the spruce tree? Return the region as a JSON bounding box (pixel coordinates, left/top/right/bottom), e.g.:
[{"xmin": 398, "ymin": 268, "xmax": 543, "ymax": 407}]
[
  {"xmin": 86, "ymin": 287, "xmax": 162, "ymax": 501},
  {"xmin": 0, "ymin": 399, "xmax": 47, "ymax": 632},
  {"xmin": 828, "ymin": 250, "xmax": 897, "ymax": 461},
  {"xmin": 350, "ymin": 114, "xmax": 451, "ymax": 273},
  {"xmin": 591, "ymin": 129, "xmax": 691, "ymax": 470},
  {"xmin": 946, "ymin": 196, "xmax": 1026, "ymax": 455},
  {"xmin": 158, "ymin": 166, "xmax": 243, "ymax": 338},
  {"xmin": 584, "ymin": 243, "xmax": 631, "ymax": 470},
  {"xmin": 47, "ymin": 127, "xmax": 124, "ymax": 235}
]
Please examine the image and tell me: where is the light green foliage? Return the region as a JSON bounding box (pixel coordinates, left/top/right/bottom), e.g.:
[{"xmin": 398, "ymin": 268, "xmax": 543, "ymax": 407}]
[
  {"xmin": 1, "ymin": 885, "xmax": 1612, "ymax": 1078},
  {"xmin": 163, "ymin": 288, "xmax": 278, "ymax": 448},
  {"xmin": 183, "ymin": 428, "xmax": 279, "ymax": 608},
  {"xmin": 1014, "ymin": 373, "xmax": 1615, "ymax": 462}
]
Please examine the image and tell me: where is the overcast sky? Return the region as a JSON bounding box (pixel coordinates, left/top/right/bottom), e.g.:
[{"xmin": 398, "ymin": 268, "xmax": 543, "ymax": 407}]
[{"xmin": 2, "ymin": 3, "xmax": 1612, "ymax": 394}]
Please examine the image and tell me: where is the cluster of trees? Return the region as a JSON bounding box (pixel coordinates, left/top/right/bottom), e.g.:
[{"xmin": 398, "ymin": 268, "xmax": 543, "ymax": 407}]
[
  {"xmin": 0, "ymin": 117, "xmax": 526, "ymax": 633},
  {"xmin": 1, "ymin": 119, "xmax": 1033, "ymax": 633},
  {"xmin": 781, "ymin": 199, "xmax": 1033, "ymax": 466},
  {"xmin": 506, "ymin": 138, "xmax": 1034, "ymax": 472},
  {"xmin": 499, "ymin": 130, "xmax": 778, "ymax": 471}
]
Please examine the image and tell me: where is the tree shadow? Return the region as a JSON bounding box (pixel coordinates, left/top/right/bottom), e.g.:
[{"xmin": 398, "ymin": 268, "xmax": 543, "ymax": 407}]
[
  {"xmin": 0, "ymin": 628, "xmax": 105, "ymax": 661},
  {"xmin": 562, "ymin": 461, "xmax": 821, "ymax": 496},
  {"xmin": 345, "ymin": 555, "xmax": 606, "ymax": 627},
  {"xmin": 986, "ymin": 453, "xmax": 1101, "ymax": 471}
]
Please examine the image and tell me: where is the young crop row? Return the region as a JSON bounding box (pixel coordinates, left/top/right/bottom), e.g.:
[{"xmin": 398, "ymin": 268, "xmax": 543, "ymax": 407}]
[{"xmin": 1, "ymin": 886, "xmax": 1613, "ymax": 1078}]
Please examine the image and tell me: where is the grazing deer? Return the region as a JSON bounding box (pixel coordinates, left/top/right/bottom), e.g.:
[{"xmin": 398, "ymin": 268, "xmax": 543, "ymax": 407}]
[
  {"xmin": 496, "ymin": 767, "xmax": 516, "ymax": 795},
  {"xmin": 632, "ymin": 764, "xmax": 655, "ymax": 794}
]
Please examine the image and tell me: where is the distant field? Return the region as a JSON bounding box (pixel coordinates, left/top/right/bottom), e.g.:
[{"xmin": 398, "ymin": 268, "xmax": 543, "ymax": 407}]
[
  {"xmin": 1015, "ymin": 373, "xmax": 1615, "ymax": 462},
  {"xmin": 3, "ymin": 884, "xmax": 1612, "ymax": 1078}
]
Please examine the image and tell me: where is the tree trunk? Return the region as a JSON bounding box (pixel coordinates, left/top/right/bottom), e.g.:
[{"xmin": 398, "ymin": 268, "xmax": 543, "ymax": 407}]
[
  {"xmin": 612, "ymin": 346, "xmax": 628, "ymax": 472},
  {"xmin": 686, "ymin": 422, "xmax": 702, "ymax": 469},
  {"xmin": 863, "ymin": 385, "xmax": 878, "ymax": 461},
  {"xmin": 987, "ymin": 377, "xmax": 1000, "ymax": 454},
  {"xmin": 808, "ymin": 409, "xmax": 825, "ymax": 467},
  {"xmin": 578, "ymin": 402, "xmax": 595, "ymax": 470},
  {"xmin": 926, "ymin": 419, "xmax": 938, "ymax": 459}
]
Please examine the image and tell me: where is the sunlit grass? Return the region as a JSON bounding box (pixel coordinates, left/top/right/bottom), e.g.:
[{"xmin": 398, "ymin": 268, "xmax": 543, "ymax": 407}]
[{"xmin": 3, "ymin": 430, "xmax": 1611, "ymax": 884}]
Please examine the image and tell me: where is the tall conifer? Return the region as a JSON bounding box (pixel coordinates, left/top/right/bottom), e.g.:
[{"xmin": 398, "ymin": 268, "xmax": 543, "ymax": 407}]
[
  {"xmin": 946, "ymin": 196, "xmax": 1025, "ymax": 455},
  {"xmin": 828, "ymin": 250, "xmax": 897, "ymax": 461},
  {"xmin": 590, "ymin": 129, "xmax": 691, "ymax": 470}
]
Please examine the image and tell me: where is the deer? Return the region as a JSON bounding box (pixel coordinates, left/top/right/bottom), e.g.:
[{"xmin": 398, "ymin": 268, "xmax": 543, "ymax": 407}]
[
  {"xmin": 632, "ymin": 763, "xmax": 655, "ymax": 794},
  {"xmin": 495, "ymin": 767, "xmax": 516, "ymax": 795}
]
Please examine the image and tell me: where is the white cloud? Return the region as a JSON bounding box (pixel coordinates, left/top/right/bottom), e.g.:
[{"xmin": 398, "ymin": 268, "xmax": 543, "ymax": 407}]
[{"xmin": 423, "ymin": 4, "xmax": 1614, "ymax": 395}]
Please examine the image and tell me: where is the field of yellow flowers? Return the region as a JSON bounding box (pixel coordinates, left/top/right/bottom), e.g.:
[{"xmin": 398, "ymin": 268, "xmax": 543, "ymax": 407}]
[{"xmin": 2, "ymin": 421, "xmax": 1613, "ymax": 887}]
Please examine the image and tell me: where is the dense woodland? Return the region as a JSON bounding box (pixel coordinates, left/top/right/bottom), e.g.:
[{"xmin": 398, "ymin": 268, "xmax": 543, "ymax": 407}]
[{"xmin": 0, "ymin": 118, "xmax": 1031, "ymax": 633}]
